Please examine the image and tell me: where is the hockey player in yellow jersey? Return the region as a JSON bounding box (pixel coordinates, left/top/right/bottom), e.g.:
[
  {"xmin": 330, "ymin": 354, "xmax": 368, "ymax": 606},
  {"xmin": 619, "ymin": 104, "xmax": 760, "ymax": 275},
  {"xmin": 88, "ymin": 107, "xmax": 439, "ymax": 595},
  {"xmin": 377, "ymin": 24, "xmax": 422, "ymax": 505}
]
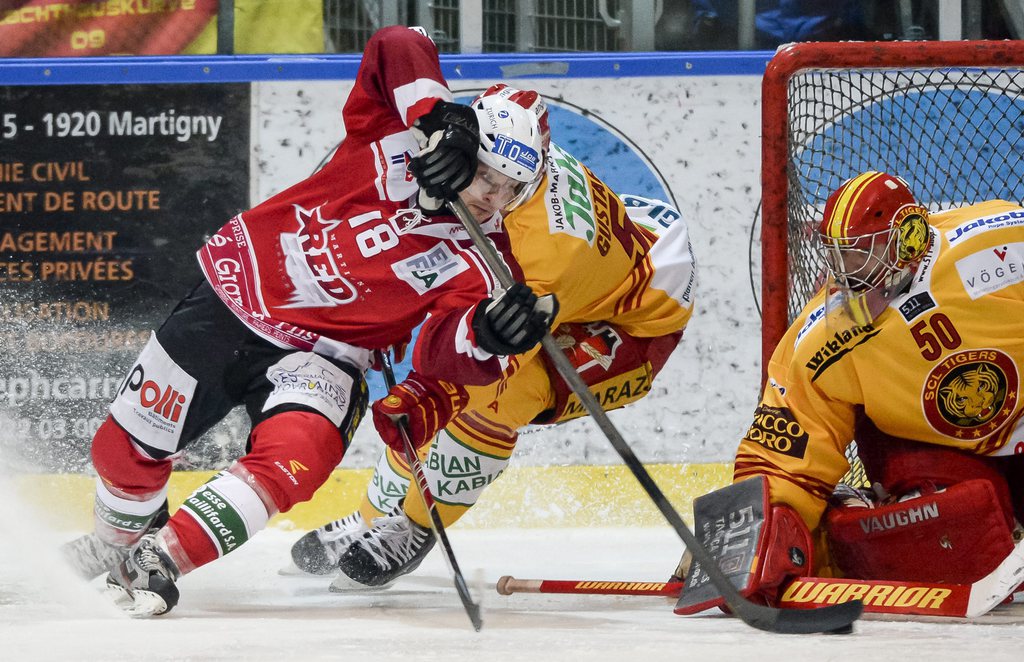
[
  {"xmin": 289, "ymin": 86, "xmax": 697, "ymax": 587},
  {"xmin": 675, "ymin": 171, "xmax": 1024, "ymax": 615}
]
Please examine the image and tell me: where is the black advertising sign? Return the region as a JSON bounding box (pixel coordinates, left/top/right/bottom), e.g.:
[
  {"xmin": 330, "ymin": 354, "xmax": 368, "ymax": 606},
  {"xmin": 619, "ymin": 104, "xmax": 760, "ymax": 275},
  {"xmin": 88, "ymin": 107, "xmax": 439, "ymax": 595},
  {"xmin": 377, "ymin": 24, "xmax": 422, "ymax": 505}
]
[{"xmin": 0, "ymin": 83, "xmax": 249, "ymax": 471}]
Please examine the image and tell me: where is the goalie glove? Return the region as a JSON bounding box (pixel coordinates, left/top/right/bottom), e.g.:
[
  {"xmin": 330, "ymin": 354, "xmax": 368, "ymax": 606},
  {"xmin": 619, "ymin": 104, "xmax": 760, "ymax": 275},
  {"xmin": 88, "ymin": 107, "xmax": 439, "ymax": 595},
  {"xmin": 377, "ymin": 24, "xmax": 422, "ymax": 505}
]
[
  {"xmin": 409, "ymin": 100, "xmax": 479, "ymax": 209},
  {"xmin": 371, "ymin": 372, "xmax": 469, "ymax": 453},
  {"xmin": 471, "ymin": 283, "xmax": 559, "ymax": 356}
]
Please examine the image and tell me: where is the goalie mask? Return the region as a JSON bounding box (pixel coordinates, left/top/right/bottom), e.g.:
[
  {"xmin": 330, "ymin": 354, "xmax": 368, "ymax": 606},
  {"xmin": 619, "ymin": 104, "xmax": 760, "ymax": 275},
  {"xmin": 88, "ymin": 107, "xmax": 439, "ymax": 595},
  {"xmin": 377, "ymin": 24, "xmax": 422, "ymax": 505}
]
[
  {"xmin": 818, "ymin": 171, "xmax": 932, "ymax": 326},
  {"xmin": 468, "ymin": 84, "xmax": 550, "ymax": 211}
]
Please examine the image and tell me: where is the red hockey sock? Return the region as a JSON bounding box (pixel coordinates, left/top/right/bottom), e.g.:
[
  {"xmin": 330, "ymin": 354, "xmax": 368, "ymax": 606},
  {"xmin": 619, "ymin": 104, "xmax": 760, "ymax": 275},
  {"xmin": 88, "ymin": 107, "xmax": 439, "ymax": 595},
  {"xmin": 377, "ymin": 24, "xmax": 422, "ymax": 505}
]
[
  {"xmin": 91, "ymin": 415, "xmax": 172, "ymax": 498},
  {"xmin": 160, "ymin": 511, "xmax": 219, "ymax": 574}
]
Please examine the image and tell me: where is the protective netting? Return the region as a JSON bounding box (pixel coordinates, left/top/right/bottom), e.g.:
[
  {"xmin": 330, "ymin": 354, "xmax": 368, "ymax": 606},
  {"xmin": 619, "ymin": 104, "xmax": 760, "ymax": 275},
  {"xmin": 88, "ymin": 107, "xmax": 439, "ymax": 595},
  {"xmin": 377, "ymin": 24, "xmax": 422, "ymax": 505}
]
[
  {"xmin": 784, "ymin": 66, "xmax": 1024, "ymax": 323},
  {"xmin": 840, "ymin": 440, "xmax": 870, "ymax": 489}
]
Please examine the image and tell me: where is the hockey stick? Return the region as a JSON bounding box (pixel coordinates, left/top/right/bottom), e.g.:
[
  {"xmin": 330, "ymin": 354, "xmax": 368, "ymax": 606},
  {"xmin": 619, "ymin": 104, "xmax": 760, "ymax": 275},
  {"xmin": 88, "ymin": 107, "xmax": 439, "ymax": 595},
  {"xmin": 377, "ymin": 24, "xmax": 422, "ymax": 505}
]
[
  {"xmin": 497, "ymin": 573, "xmax": 1021, "ymax": 619},
  {"xmin": 448, "ymin": 196, "xmax": 862, "ymax": 634},
  {"xmin": 375, "ymin": 349, "xmax": 483, "ymax": 632},
  {"xmin": 498, "ymin": 576, "xmax": 684, "ymax": 597},
  {"xmin": 497, "ymin": 534, "xmax": 1024, "ymax": 619}
]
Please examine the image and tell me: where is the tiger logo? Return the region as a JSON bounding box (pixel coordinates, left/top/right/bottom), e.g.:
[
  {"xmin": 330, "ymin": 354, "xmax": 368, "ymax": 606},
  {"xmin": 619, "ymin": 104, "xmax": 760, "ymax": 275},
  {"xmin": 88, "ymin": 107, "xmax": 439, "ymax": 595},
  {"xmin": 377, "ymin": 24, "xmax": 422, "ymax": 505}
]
[
  {"xmin": 895, "ymin": 206, "xmax": 931, "ymax": 264},
  {"xmin": 923, "ymin": 349, "xmax": 1018, "ymax": 439},
  {"xmin": 937, "ymin": 363, "xmax": 1002, "ymax": 424}
]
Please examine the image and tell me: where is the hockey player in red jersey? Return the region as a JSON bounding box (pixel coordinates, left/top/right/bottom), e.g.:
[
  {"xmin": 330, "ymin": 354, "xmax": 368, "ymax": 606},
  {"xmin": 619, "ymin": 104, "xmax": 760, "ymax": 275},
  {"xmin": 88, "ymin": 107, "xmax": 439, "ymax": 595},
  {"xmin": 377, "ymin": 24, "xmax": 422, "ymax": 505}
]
[
  {"xmin": 675, "ymin": 172, "xmax": 1024, "ymax": 616},
  {"xmin": 61, "ymin": 25, "xmax": 562, "ymax": 617},
  {"xmin": 289, "ymin": 194, "xmax": 696, "ymax": 587}
]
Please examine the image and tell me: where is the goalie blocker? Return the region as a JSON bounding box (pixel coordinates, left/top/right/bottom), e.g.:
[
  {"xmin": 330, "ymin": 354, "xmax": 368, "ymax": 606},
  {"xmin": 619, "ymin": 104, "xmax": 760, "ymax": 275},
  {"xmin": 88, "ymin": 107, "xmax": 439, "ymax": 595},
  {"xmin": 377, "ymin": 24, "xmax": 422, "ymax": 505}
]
[{"xmin": 675, "ymin": 476, "xmax": 812, "ymax": 615}]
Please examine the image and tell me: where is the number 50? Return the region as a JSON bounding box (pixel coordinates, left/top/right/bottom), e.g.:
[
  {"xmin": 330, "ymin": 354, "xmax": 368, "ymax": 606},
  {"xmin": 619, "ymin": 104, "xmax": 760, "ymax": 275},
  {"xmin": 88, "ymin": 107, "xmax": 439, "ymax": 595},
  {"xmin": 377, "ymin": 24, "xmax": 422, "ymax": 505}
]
[{"xmin": 910, "ymin": 313, "xmax": 961, "ymax": 360}]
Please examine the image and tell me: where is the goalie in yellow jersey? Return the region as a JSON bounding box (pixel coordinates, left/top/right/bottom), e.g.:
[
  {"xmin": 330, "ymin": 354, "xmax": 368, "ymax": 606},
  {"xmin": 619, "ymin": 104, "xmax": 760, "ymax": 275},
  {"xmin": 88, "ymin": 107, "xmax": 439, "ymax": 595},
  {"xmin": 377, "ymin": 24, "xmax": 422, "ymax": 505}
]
[
  {"xmin": 675, "ymin": 171, "xmax": 1024, "ymax": 615},
  {"xmin": 286, "ymin": 88, "xmax": 698, "ymax": 589}
]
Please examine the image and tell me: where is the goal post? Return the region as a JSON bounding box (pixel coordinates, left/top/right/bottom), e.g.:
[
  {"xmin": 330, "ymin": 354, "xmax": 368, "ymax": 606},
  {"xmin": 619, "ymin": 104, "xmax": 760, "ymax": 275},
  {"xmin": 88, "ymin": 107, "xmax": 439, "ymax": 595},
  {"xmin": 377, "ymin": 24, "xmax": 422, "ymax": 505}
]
[{"xmin": 760, "ymin": 40, "xmax": 1024, "ymax": 373}]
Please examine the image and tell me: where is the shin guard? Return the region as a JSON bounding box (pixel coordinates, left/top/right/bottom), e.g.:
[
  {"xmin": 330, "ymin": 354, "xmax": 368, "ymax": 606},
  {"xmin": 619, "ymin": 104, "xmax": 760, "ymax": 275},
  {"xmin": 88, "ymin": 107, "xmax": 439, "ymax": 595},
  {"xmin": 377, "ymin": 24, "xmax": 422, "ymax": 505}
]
[
  {"xmin": 90, "ymin": 416, "xmax": 172, "ymax": 545},
  {"xmin": 361, "ymin": 446, "xmax": 414, "ymax": 525},
  {"xmin": 163, "ymin": 465, "xmax": 273, "ymax": 574},
  {"xmin": 403, "ymin": 417, "xmax": 514, "ymax": 529},
  {"xmin": 243, "ymin": 411, "xmax": 347, "ymax": 513}
]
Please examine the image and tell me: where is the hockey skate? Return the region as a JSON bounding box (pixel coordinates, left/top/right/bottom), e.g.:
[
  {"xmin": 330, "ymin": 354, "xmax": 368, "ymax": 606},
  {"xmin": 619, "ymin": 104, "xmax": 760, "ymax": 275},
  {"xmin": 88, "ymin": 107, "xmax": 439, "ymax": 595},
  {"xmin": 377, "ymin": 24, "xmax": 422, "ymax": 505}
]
[
  {"xmin": 331, "ymin": 505, "xmax": 435, "ymax": 591},
  {"xmin": 105, "ymin": 533, "xmax": 181, "ymax": 617},
  {"xmin": 287, "ymin": 512, "xmax": 369, "ymax": 575},
  {"xmin": 61, "ymin": 505, "xmax": 169, "ymax": 580}
]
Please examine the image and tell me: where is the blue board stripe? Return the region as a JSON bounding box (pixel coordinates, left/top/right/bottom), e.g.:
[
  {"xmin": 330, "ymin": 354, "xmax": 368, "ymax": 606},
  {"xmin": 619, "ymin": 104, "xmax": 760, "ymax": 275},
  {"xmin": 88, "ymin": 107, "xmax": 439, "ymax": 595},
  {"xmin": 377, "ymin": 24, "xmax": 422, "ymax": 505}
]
[{"xmin": 0, "ymin": 51, "xmax": 772, "ymax": 86}]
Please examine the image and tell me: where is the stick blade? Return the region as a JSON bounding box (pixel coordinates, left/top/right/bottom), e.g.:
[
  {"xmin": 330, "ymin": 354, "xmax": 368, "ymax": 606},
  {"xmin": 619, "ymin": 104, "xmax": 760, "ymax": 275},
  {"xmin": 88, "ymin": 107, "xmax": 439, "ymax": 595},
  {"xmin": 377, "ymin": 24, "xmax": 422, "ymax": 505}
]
[
  {"xmin": 739, "ymin": 599, "xmax": 863, "ymax": 635},
  {"xmin": 454, "ymin": 572, "xmax": 483, "ymax": 631}
]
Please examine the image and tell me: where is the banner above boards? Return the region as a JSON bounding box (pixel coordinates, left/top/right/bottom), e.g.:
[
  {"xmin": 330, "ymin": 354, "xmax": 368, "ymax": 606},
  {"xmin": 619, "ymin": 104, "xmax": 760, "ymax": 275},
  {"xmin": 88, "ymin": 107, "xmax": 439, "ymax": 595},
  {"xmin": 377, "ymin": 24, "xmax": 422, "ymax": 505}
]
[
  {"xmin": 0, "ymin": 0, "xmax": 324, "ymax": 58},
  {"xmin": 0, "ymin": 82, "xmax": 249, "ymax": 471}
]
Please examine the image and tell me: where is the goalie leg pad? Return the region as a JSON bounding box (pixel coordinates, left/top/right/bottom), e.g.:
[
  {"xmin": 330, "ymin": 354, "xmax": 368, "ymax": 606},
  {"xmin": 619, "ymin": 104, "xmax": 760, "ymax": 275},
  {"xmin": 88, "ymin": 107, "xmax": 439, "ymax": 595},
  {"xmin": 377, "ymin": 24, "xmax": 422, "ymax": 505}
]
[
  {"xmin": 675, "ymin": 476, "xmax": 812, "ymax": 615},
  {"xmin": 854, "ymin": 417, "xmax": 1016, "ymax": 529},
  {"xmin": 826, "ymin": 478, "xmax": 1016, "ymax": 584}
]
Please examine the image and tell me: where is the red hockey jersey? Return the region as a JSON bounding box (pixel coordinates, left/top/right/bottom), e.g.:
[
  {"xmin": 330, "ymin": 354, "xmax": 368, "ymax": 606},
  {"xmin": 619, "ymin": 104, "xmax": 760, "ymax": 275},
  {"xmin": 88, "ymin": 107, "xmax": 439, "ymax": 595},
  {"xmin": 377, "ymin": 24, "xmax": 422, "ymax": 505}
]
[{"xmin": 197, "ymin": 26, "xmax": 507, "ymax": 384}]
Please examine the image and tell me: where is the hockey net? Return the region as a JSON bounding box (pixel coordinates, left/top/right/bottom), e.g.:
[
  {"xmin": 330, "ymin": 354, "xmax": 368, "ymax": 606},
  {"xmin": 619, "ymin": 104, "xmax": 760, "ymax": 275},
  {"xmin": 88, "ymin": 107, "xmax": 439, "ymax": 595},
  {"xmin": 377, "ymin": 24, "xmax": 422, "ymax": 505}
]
[{"xmin": 760, "ymin": 41, "xmax": 1024, "ymax": 488}]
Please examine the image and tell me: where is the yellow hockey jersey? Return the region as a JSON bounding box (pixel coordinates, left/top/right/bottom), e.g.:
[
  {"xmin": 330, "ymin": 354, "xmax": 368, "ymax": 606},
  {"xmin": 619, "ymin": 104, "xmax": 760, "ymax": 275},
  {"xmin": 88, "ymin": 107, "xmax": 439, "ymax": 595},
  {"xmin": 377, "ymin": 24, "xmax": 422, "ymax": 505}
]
[
  {"xmin": 501, "ymin": 143, "xmax": 696, "ymax": 365},
  {"xmin": 735, "ymin": 200, "xmax": 1024, "ymax": 531}
]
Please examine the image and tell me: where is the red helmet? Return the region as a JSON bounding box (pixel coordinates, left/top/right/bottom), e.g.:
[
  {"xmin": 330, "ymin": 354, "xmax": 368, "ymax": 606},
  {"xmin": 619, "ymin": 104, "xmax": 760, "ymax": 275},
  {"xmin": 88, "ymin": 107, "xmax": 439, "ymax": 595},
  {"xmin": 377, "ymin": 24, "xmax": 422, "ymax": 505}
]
[{"xmin": 818, "ymin": 172, "xmax": 931, "ymax": 323}]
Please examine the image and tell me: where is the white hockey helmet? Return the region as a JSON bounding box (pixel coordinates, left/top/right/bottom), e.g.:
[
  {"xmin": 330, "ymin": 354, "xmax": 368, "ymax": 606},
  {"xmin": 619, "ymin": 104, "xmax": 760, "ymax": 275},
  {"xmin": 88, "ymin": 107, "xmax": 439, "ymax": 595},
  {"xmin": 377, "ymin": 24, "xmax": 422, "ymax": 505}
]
[{"xmin": 471, "ymin": 84, "xmax": 550, "ymax": 210}]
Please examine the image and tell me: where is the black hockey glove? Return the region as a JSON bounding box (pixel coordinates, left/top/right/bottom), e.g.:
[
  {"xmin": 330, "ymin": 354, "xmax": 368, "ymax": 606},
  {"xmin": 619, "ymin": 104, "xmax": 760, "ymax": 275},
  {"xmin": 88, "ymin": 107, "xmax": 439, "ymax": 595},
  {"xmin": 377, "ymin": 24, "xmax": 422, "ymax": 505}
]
[
  {"xmin": 409, "ymin": 101, "xmax": 479, "ymax": 206},
  {"xmin": 471, "ymin": 283, "xmax": 559, "ymax": 356}
]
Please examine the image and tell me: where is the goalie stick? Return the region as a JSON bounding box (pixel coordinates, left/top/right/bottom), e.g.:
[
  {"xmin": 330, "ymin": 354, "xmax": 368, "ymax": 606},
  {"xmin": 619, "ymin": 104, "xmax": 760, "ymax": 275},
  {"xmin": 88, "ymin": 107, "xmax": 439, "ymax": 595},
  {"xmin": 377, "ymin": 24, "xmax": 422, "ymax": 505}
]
[
  {"xmin": 496, "ymin": 534, "xmax": 1024, "ymax": 618},
  {"xmin": 376, "ymin": 349, "xmax": 483, "ymax": 632},
  {"xmin": 448, "ymin": 196, "xmax": 862, "ymax": 634}
]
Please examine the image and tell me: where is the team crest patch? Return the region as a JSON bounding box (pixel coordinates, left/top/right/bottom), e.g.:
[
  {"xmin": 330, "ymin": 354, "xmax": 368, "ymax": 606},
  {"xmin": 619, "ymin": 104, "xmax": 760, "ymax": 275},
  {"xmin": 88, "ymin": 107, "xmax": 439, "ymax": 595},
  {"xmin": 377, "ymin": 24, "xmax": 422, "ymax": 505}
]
[
  {"xmin": 922, "ymin": 349, "xmax": 1019, "ymax": 439},
  {"xmin": 895, "ymin": 206, "xmax": 931, "ymax": 264},
  {"xmin": 556, "ymin": 322, "xmax": 622, "ymax": 372}
]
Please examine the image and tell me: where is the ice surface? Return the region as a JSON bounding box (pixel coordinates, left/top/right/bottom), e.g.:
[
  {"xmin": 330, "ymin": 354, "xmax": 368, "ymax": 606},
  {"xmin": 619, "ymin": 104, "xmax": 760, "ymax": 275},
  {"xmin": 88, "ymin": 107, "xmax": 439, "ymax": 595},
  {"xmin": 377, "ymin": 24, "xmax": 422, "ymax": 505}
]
[{"xmin": 2, "ymin": 493, "xmax": 1022, "ymax": 662}]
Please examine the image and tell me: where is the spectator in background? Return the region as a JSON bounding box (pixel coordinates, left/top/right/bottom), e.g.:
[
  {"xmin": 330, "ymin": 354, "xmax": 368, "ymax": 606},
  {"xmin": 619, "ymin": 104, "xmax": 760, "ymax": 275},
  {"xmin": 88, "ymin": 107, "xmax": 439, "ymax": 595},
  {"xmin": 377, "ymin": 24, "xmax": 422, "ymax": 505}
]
[{"xmin": 658, "ymin": 1, "xmax": 887, "ymax": 51}]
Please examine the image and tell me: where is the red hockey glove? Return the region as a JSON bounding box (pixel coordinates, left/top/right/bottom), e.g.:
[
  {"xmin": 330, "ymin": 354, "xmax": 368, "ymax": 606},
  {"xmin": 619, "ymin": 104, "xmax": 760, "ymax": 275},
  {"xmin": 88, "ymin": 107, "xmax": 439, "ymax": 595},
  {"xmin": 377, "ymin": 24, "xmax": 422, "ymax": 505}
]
[{"xmin": 371, "ymin": 372, "xmax": 469, "ymax": 453}]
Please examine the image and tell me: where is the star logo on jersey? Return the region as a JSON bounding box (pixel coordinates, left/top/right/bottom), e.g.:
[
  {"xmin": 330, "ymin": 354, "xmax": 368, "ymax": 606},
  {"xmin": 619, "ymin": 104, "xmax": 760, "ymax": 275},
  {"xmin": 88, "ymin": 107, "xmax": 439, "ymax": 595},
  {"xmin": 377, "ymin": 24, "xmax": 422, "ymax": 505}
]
[
  {"xmin": 296, "ymin": 204, "xmax": 342, "ymax": 253},
  {"xmin": 280, "ymin": 204, "xmax": 359, "ymax": 307}
]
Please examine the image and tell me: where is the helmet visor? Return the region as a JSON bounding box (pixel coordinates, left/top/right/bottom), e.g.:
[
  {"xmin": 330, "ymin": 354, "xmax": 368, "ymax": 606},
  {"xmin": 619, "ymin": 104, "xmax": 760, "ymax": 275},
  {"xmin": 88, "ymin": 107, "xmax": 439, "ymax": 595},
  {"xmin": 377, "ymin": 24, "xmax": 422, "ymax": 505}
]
[{"xmin": 465, "ymin": 162, "xmax": 530, "ymax": 210}]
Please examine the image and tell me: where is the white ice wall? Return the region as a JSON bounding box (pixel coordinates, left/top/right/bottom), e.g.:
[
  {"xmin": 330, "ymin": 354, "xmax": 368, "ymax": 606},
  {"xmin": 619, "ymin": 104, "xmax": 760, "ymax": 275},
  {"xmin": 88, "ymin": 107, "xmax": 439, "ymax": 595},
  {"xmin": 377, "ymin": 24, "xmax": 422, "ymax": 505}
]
[{"xmin": 250, "ymin": 74, "xmax": 766, "ymax": 467}]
